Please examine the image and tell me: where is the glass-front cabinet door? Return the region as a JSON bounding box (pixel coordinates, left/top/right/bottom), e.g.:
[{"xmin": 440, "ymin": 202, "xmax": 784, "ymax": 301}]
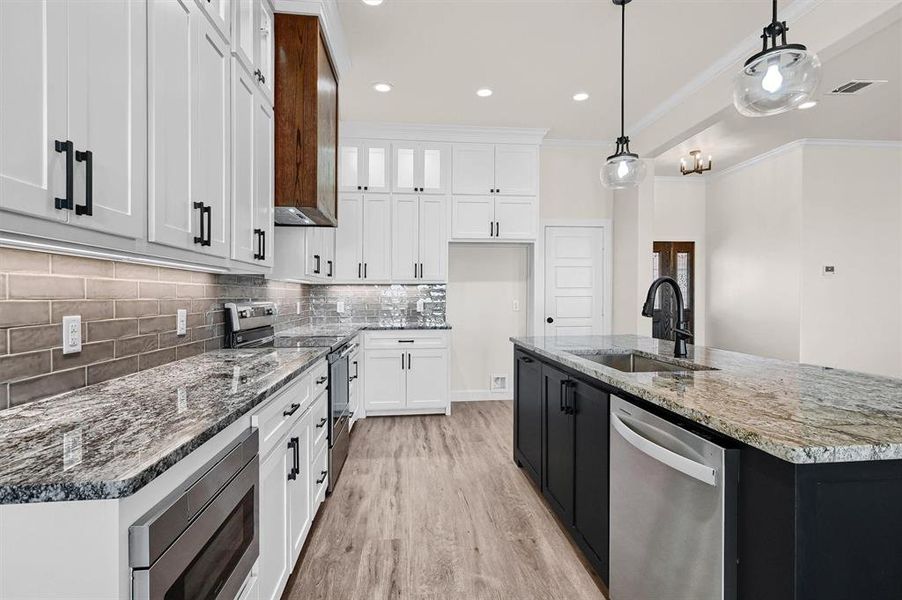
[
  {"xmin": 420, "ymin": 143, "xmax": 449, "ymax": 195},
  {"xmin": 339, "ymin": 141, "xmax": 363, "ymax": 192},
  {"xmin": 393, "ymin": 142, "xmax": 418, "ymax": 193},
  {"xmin": 364, "ymin": 142, "xmax": 390, "ymax": 193}
]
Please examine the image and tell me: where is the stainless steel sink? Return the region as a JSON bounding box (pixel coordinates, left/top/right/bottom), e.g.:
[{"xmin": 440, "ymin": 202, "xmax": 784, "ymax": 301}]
[{"xmin": 576, "ymin": 352, "xmax": 716, "ymax": 373}]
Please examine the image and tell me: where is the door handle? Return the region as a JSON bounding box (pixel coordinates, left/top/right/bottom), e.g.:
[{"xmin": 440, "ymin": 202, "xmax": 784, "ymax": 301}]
[
  {"xmin": 419, "ymin": 263, "xmax": 423, "ymax": 279},
  {"xmin": 253, "ymin": 228, "xmax": 264, "ymax": 260},
  {"xmin": 519, "ymin": 356, "xmax": 533, "ymax": 364},
  {"xmin": 489, "ymin": 221, "xmax": 494, "ymax": 237},
  {"xmin": 74, "ymin": 150, "xmax": 93, "ymax": 216},
  {"xmin": 546, "ymin": 317, "xmax": 554, "ymax": 324},
  {"xmin": 54, "ymin": 140, "xmax": 74, "ymax": 210},
  {"xmin": 364, "ymin": 263, "xmax": 368, "ymax": 278},
  {"xmin": 316, "ymin": 376, "xmax": 327, "ymax": 385},
  {"xmin": 611, "ymin": 412, "xmax": 717, "ymax": 485},
  {"xmin": 260, "ymin": 229, "xmax": 266, "ymax": 260},
  {"xmin": 560, "ymin": 380, "xmax": 566, "ymax": 413},
  {"xmin": 414, "ymin": 262, "xmax": 418, "ymax": 278},
  {"xmin": 401, "ymin": 353, "xmax": 405, "ymax": 370},
  {"xmin": 565, "ymin": 381, "xmax": 574, "ymax": 415},
  {"xmin": 287, "ymin": 437, "xmax": 299, "ymax": 481},
  {"xmin": 358, "ymin": 262, "xmax": 362, "ymax": 278}
]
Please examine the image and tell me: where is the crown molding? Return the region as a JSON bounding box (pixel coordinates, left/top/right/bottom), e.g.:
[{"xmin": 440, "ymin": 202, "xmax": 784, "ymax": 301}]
[
  {"xmin": 708, "ymin": 138, "xmax": 902, "ymax": 181},
  {"xmin": 629, "ymin": 0, "xmax": 825, "ymax": 137},
  {"xmin": 340, "ymin": 121, "xmax": 549, "ymax": 145},
  {"xmin": 274, "ymin": 0, "xmax": 351, "ymax": 79},
  {"xmin": 654, "ymin": 175, "xmax": 708, "ymax": 184},
  {"xmin": 542, "ymin": 138, "xmax": 611, "ymax": 149}
]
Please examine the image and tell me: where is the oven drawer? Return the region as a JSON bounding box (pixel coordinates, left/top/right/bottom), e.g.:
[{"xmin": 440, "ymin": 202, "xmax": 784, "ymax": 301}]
[
  {"xmin": 309, "ymin": 392, "xmax": 329, "ymax": 457},
  {"xmin": 311, "ymin": 359, "xmax": 329, "ymax": 399},
  {"xmin": 364, "ymin": 330, "xmax": 448, "ymax": 350},
  {"xmin": 252, "ymin": 373, "xmax": 311, "ymax": 458},
  {"xmin": 311, "ymin": 442, "xmax": 328, "ymax": 511}
]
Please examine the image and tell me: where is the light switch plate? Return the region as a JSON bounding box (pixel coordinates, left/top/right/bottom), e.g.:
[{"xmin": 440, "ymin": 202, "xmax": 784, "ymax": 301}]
[
  {"xmin": 512, "ymin": 300, "xmax": 520, "ymax": 312},
  {"xmin": 62, "ymin": 315, "xmax": 82, "ymax": 355},
  {"xmin": 416, "ymin": 299, "xmax": 425, "ymax": 313},
  {"xmin": 176, "ymin": 309, "xmax": 188, "ymax": 335}
]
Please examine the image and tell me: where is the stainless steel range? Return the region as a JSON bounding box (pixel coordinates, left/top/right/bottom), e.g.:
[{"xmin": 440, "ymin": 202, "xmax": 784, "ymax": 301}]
[{"xmin": 224, "ymin": 302, "xmax": 352, "ymax": 493}]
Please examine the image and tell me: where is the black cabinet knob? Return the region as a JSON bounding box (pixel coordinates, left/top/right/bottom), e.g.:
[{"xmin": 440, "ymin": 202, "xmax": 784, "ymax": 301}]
[{"xmin": 546, "ymin": 317, "xmax": 554, "ymax": 324}]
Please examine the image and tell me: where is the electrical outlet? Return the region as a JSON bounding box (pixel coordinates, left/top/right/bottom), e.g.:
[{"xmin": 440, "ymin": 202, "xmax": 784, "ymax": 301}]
[
  {"xmin": 512, "ymin": 300, "xmax": 520, "ymax": 312},
  {"xmin": 823, "ymin": 265, "xmax": 836, "ymax": 277},
  {"xmin": 491, "ymin": 374, "xmax": 508, "ymax": 392},
  {"xmin": 337, "ymin": 300, "xmax": 345, "ymax": 314},
  {"xmin": 176, "ymin": 309, "xmax": 188, "ymax": 335},
  {"xmin": 62, "ymin": 315, "xmax": 82, "ymax": 355}
]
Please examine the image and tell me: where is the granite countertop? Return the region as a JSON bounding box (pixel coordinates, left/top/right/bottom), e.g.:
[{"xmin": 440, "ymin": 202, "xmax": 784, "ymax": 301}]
[
  {"xmin": 275, "ymin": 322, "xmax": 452, "ymax": 351},
  {"xmin": 0, "ymin": 348, "xmax": 328, "ymax": 504},
  {"xmin": 512, "ymin": 335, "xmax": 902, "ymax": 465}
]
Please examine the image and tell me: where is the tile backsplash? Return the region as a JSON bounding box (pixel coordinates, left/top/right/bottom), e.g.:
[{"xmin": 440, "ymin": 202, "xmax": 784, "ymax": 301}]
[
  {"xmin": 308, "ymin": 284, "xmax": 447, "ymax": 327},
  {"xmin": 0, "ymin": 248, "xmax": 309, "ymax": 410},
  {"xmin": 0, "ymin": 247, "xmax": 448, "ymax": 410}
]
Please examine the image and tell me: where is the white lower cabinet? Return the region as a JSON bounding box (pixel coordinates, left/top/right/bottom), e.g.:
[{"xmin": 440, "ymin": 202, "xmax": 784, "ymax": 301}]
[
  {"xmin": 364, "ymin": 331, "xmax": 450, "ymax": 415},
  {"xmin": 255, "ymin": 361, "xmax": 329, "ymax": 600}
]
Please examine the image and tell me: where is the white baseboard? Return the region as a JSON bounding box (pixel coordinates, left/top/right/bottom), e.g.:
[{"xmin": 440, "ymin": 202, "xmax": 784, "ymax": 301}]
[{"xmin": 451, "ymin": 389, "xmax": 513, "ymax": 402}]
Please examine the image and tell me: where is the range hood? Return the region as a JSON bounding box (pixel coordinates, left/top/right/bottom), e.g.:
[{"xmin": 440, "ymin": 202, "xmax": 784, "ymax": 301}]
[{"xmin": 274, "ymin": 14, "xmax": 338, "ymax": 227}]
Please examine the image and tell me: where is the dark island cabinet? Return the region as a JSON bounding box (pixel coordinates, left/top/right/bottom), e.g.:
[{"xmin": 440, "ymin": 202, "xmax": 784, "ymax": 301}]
[
  {"xmin": 514, "ymin": 350, "xmax": 543, "ymax": 486},
  {"xmin": 542, "ymin": 365, "xmax": 574, "ymax": 523},
  {"xmin": 513, "ymin": 350, "xmax": 610, "ymax": 584}
]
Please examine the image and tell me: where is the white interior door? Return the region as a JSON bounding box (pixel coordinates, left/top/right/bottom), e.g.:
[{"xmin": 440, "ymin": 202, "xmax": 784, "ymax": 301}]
[
  {"xmin": 0, "ymin": 0, "xmax": 68, "ymax": 223},
  {"xmin": 391, "ymin": 195, "xmax": 419, "ymax": 282},
  {"xmin": 544, "ymin": 226, "xmax": 606, "ymax": 337}
]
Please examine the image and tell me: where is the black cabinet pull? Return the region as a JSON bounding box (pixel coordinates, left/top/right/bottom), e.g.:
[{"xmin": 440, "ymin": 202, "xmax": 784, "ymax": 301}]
[
  {"xmin": 353, "ymin": 360, "xmax": 359, "ymax": 378},
  {"xmin": 560, "ymin": 380, "xmax": 566, "ymax": 413},
  {"xmin": 261, "ymin": 74, "xmax": 266, "ymax": 84},
  {"xmin": 315, "ymin": 417, "xmax": 327, "ymax": 428},
  {"xmin": 419, "ymin": 263, "xmax": 423, "ymax": 279},
  {"xmin": 398, "ymin": 339, "xmax": 415, "ymax": 344},
  {"xmin": 327, "ymin": 260, "xmax": 333, "ymax": 277},
  {"xmin": 408, "ymin": 352, "xmax": 412, "ymax": 369},
  {"xmin": 254, "ymin": 68, "xmax": 262, "ymax": 82},
  {"xmin": 358, "ymin": 262, "xmax": 361, "ymax": 278},
  {"xmin": 364, "ymin": 263, "xmax": 368, "ymax": 278},
  {"xmin": 54, "ymin": 140, "xmax": 74, "ymax": 210},
  {"xmin": 253, "ymin": 228, "xmax": 264, "ymax": 260},
  {"xmin": 401, "ymin": 353, "xmax": 405, "ymax": 370},
  {"xmin": 489, "ymin": 221, "xmax": 494, "ymax": 237},
  {"xmin": 74, "ymin": 150, "xmax": 93, "ymax": 216},
  {"xmin": 287, "ymin": 437, "xmax": 299, "ymax": 480},
  {"xmin": 316, "ymin": 376, "xmax": 327, "ymax": 385},
  {"xmin": 313, "ymin": 254, "xmax": 321, "ymax": 274},
  {"xmin": 414, "ymin": 262, "xmax": 418, "ymax": 278},
  {"xmin": 316, "ymin": 470, "xmax": 328, "ymax": 485},
  {"xmin": 283, "ymin": 402, "xmax": 301, "ymax": 417},
  {"xmin": 193, "ymin": 202, "xmax": 210, "ymax": 246},
  {"xmin": 520, "ymin": 356, "xmax": 533, "ymax": 363},
  {"xmin": 495, "ymin": 222, "xmax": 499, "ymax": 237},
  {"xmin": 261, "ymin": 229, "xmax": 266, "ymax": 260}
]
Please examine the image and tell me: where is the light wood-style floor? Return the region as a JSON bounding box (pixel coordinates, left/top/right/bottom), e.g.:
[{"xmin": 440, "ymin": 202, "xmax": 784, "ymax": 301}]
[{"xmin": 283, "ymin": 401, "xmax": 608, "ymax": 600}]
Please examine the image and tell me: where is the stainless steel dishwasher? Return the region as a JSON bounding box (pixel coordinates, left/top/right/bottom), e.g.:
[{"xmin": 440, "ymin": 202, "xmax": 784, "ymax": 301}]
[{"xmin": 610, "ymin": 396, "xmax": 737, "ymax": 600}]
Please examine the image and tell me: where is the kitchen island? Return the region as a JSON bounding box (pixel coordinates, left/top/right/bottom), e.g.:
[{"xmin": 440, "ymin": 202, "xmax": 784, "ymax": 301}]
[{"xmin": 511, "ymin": 335, "xmax": 902, "ymax": 600}]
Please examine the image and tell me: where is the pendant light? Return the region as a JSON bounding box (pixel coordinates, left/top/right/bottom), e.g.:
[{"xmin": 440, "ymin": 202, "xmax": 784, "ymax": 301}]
[
  {"xmin": 600, "ymin": 0, "xmax": 646, "ymax": 189},
  {"xmin": 733, "ymin": 0, "xmax": 821, "ymax": 117}
]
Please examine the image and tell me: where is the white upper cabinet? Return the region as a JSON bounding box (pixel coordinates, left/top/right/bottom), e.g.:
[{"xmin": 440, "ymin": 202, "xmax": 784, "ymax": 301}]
[
  {"xmin": 494, "ymin": 196, "xmax": 537, "ymax": 239},
  {"xmin": 255, "ymin": 0, "xmax": 274, "ymax": 103},
  {"xmin": 393, "ymin": 142, "xmax": 449, "ymax": 195},
  {"xmin": 232, "ymin": 0, "xmax": 273, "ymax": 104},
  {"xmin": 452, "ymin": 143, "xmax": 539, "ymax": 196},
  {"xmin": 233, "ymin": 0, "xmax": 256, "ymax": 70},
  {"xmin": 361, "ymin": 194, "xmax": 392, "ymax": 282},
  {"xmin": 232, "ymin": 60, "xmax": 257, "ymax": 265},
  {"xmin": 452, "ymin": 144, "xmax": 495, "ymax": 195},
  {"xmin": 334, "ymin": 194, "xmax": 364, "ymax": 280},
  {"xmin": 149, "ymin": 0, "xmax": 230, "ymax": 257},
  {"xmin": 253, "ymin": 81, "xmax": 274, "ymax": 266},
  {"xmin": 391, "ymin": 195, "xmax": 447, "ymax": 283},
  {"xmin": 339, "ymin": 140, "xmax": 390, "ymax": 194},
  {"xmin": 450, "ymin": 195, "xmax": 494, "ymax": 240},
  {"xmin": 494, "ymin": 144, "xmax": 539, "ymax": 196},
  {"xmin": 0, "ymin": 0, "xmax": 145, "ymax": 236},
  {"xmin": 196, "ymin": 0, "xmax": 231, "ymax": 43}
]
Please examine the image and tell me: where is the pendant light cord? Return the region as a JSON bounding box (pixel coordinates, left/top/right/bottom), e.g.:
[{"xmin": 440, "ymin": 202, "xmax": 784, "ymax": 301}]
[{"xmin": 620, "ymin": 1, "xmax": 626, "ymax": 139}]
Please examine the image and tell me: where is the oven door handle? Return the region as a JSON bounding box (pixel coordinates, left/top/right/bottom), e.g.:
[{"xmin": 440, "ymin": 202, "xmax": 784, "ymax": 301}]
[{"xmin": 131, "ymin": 458, "xmax": 260, "ymax": 600}]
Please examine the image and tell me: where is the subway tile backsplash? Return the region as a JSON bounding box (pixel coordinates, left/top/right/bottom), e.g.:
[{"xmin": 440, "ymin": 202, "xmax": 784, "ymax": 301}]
[{"xmin": 0, "ymin": 247, "xmax": 448, "ymax": 410}]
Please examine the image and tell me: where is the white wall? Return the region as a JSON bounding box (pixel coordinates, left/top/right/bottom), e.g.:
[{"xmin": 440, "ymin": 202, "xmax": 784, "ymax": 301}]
[
  {"xmin": 706, "ymin": 145, "xmax": 804, "ymax": 361},
  {"xmin": 447, "ymin": 244, "xmax": 528, "ymax": 400},
  {"xmin": 540, "ymin": 145, "xmax": 613, "ymax": 220},
  {"xmin": 798, "ymin": 144, "xmax": 902, "ymax": 376},
  {"xmin": 654, "ymin": 177, "xmax": 707, "ymax": 345},
  {"xmin": 704, "ymin": 141, "xmax": 902, "ymax": 376}
]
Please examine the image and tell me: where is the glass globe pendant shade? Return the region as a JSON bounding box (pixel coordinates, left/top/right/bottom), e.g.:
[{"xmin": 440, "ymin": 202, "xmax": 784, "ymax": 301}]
[
  {"xmin": 600, "ymin": 152, "xmax": 646, "ymax": 189},
  {"xmin": 733, "ymin": 46, "xmax": 821, "ymax": 117}
]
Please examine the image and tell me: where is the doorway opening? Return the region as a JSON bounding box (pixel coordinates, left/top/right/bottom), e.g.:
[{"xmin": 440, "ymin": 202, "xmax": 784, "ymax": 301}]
[{"xmin": 652, "ymin": 241, "xmax": 695, "ymax": 342}]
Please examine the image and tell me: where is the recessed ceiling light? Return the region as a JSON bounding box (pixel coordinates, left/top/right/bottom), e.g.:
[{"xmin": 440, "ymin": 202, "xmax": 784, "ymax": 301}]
[
  {"xmin": 372, "ymin": 82, "xmax": 392, "ymax": 93},
  {"xmin": 573, "ymin": 92, "xmax": 590, "ymax": 102},
  {"xmin": 476, "ymin": 88, "xmax": 493, "ymax": 98},
  {"xmin": 798, "ymin": 100, "xmax": 818, "ymax": 110},
  {"xmin": 362, "ymin": 0, "xmax": 384, "ymax": 5}
]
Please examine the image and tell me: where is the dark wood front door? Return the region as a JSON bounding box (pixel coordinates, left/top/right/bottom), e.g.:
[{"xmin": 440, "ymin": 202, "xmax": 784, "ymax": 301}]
[{"xmin": 652, "ymin": 242, "xmax": 695, "ymax": 342}]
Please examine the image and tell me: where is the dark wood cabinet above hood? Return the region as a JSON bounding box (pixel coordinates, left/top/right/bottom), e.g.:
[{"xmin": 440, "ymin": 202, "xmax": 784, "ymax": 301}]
[{"xmin": 274, "ymin": 14, "xmax": 338, "ymax": 227}]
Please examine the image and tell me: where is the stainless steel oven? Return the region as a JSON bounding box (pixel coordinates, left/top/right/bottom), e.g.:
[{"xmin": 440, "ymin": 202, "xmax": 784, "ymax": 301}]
[
  {"xmin": 129, "ymin": 429, "xmax": 259, "ymax": 600},
  {"xmin": 327, "ymin": 340, "xmax": 356, "ymax": 493}
]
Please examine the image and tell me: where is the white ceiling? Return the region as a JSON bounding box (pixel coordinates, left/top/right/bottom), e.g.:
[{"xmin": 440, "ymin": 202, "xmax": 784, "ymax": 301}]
[
  {"xmin": 654, "ymin": 15, "xmax": 902, "ymax": 176},
  {"xmin": 336, "ymin": 0, "xmax": 772, "ymax": 141}
]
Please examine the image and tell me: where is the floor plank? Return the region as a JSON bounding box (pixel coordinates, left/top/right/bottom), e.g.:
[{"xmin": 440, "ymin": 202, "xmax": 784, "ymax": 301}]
[{"xmin": 283, "ymin": 401, "xmax": 608, "ymax": 600}]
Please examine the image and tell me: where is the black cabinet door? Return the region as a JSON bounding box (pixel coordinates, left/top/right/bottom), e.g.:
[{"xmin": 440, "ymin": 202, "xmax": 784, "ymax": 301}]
[
  {"xmin": 572, "ymin": 379, "xmax": 610, "ymax": 583},
  {"xmin": 543, "ymin": 365, "xmax": 574, "ymax": 524},
  {"xmin": 513, "ymin": 351, "xmax": 542, "ymax": 485}
]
